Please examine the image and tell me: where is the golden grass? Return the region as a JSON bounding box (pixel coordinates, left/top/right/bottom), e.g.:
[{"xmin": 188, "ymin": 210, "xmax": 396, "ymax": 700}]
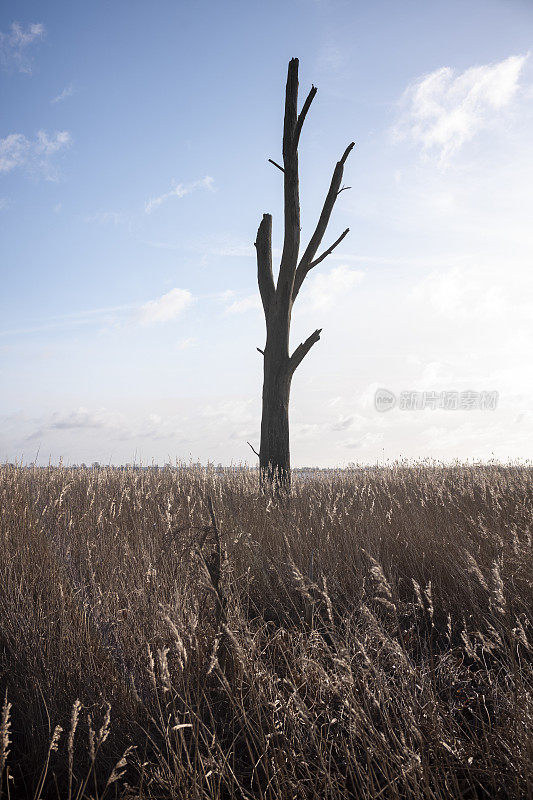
[{"xmin": 0, "ymin": 461, "xmax": 532, "ymax": 799}]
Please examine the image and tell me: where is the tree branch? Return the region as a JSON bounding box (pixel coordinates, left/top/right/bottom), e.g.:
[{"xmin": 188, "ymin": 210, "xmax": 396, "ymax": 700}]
[
  {"xmin": 268, "ymin": 158, "xmax": 284, "ymax": 173},
  {"xmin": 292, "ymin": 141, "xmax": 355, "ymax": 302},
  {"xmin": 276, "ymin": 58, "xmax": 301, "ymax": 307},
  {"xmin": 294, "ymin": 85, "xmax": 317, "ymax": 147},
  {"xmin": 257, "ymin": 347, "xmax": 264, "ymax": 355},
  {"xmin": 288, "ymin": 328, "xmax": 322, "ymax": 375},
  {"xmin": 247, "ymin": 441, "xmax": 260, "ymax": 458},
  {"xmin": 307, "ymin": 228, "xmax": 349, "ymax": 270},
  {"xmin": 339, "ymin": 142, "xmax": 355, "ymax": 166},
  {"xmin": 255, "ymin": 213, "xmax": 275, "ymax": 316}
]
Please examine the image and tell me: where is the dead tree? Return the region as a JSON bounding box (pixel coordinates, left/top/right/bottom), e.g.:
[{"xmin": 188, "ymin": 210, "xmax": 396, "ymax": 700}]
[{"xmin": 254, "ymin": 58, "xmax": 354, "ymax": 489}]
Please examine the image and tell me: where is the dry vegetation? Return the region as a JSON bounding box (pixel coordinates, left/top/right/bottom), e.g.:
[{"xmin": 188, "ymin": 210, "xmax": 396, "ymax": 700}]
[{"xmin": 0, "ymin": 461, "xmax": 532, "ymax": 799}]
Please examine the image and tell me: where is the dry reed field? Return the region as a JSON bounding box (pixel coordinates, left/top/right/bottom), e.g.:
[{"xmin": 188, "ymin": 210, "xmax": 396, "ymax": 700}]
[{"xmin": 0, "ymin": 462, "xmax": 532, "ymax": 799}]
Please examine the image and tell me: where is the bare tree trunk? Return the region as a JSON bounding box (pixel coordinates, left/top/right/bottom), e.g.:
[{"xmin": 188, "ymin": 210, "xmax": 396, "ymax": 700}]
[
  {"xmin": 255, "ymin": 58, "xmax": 354, "ymax": 490},
  {"xmin": 260, "ymin": 347, "xmax": 291, "ymax": 486}
]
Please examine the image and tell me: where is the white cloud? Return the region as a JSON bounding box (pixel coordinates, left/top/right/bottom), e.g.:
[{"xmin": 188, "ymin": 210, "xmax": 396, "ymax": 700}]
[
  {"xmin": 411, "ymin": 265, "xmax": 505, "ymax": 321},
  {"xmin": 394, "ymin": 54, "xmax": 527, "ymax": 165},
  {"xmin": 0, "ymin": 134, "xmax": 29, "ymax": 172},
  {"xmin": 24, "ymin": 406, "xmax": 188, "ymax": 444},
  {"xmin": 145, "ymin": 175, "xmax": 214, "ymax": 214},
  {"xmin": 36, "ymin": 130, "xmax": 71, "ymax": 156},
  {"xmin": 330, "ymin": 414, "xmax": 355, "ymax": 431},
  {"xmin": 49, "ymin": 408, "xmax": 107, "ymax": 430},
  {"xmin": 51, "ymin": 84, "xmax": 75, "ymax": 104},
  {"xmin": 225, "ymin": 293, "xmax": 261, "ymax": 314},
  {"xmin": 26, "ymin": 407, "xmax": 119, "ymax": 440},
  {"xmin": 303, "ymin": 264, "xmax": 364, "ymax": 311},
  {"xmin": 0, "ymin": 22, "xmax": 44, "ymax": 74},
  {"xmin": 0, "ymin": 198, "xmax": 9, "ymax": 210},
  {"xmin": 0, "ymin": 130, "xmax": 71, "ymax": 179},
  {"xmin": 139, "ymin": 288, "xmax": 193, "ymax": 325}
]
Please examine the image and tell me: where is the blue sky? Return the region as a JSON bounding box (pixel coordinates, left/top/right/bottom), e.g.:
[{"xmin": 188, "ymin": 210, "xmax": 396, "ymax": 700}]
[{"xmin": 1, "ymin": 0, "xmax": 532, "ymax": 466}]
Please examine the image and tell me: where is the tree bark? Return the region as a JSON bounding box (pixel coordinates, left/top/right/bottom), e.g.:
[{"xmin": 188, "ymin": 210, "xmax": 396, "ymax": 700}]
[
  {"xmin": 255, "ymin": 58, "xmax": 353, "ymax": 490},
  {"xmin": 259, "ymin": 347, "xmax": 291, "ymax": 486}
]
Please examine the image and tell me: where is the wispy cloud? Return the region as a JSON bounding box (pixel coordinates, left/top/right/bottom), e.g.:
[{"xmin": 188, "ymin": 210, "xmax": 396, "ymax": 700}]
[
  {"xmin": 24, "ymin": 406, "xmax": 190, "ymax": 445},
  {"xmin": 303, "ymin": 264, "xmax": 364, "ymax": 311},
  {"xmin": 145, "ymin": 175, "xmax": 214, "ymax": 214},
  {"xmin": 50, "ymin": 408, "xmax": 108, "ymax": 431},
  {"xmin": 51, "ymin": 84, "xmax": 75, "ymax": 104},
  {"xmin": 394, "ymin": 54, "xmax": 528, "ymax": 165},
  {"xmin": 225, "ymin": 293, "xmax": 261, "ymax": 314},
  {"xmin": 26, "ymin": 408, "xmax": 129, "ymax": 441},
  {"xmin": 330, "ymin": 414, "xmax": 357, "ymax": 432},
  {"xmin": 0, "ymin": 22, "xmax": 45, "ymax": 74},
  {"xmin": 0, "ymin": 303, "xmax": 138, "ymax": 338},
  {"xmin": 26, "ymin": 409, "xmax": 107, "ymax": 441},
  {"xmin": 200, "ymin": 398, "xmax": 260, "ymax": 454},
  {"xmin": 0, "ymin": 130, "xmax": 71, "ymax": 179},
  {"xmin": 0, "ymin": 198, "xmax": 9, "ymax": 211},
  {"xmin": 411, "ymin": 265, "xmax": 504, "ymax": 321},
  {"xmin": 223, "ymin": 265, "xmax": 365, "ymax": 316},
  {"xmin": 139, "ymin": 288, "xmax": 193, "ymax": 325},
  {"xmin": 0, "ymin": 292, "xmax": 194, "ymax": 338}
]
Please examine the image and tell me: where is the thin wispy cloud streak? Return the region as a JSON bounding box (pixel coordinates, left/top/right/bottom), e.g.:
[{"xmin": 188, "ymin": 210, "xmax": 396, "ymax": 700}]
[
  {"xmin": 51, "ymin": 84, "xmax": 75, "ymax": 104},
  {"xmin": 0, "ymin": 291, "xmax": 195, "ymax": 339},
  {"xmin": 1, "ymin": 290, "xmax": 217, "ymax": 338},
  {"xmin": 145, "ymin": 175, "xmax": 214, "ymax": 214},
  {"xmin": 0, "ymin": 303, "xmax": 139, "ymax": 338}
]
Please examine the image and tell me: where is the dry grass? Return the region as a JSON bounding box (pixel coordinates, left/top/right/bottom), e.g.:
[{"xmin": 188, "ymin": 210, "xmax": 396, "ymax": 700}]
[{"xmin": 0, "ymin": 461, "xmax": 532, "ymax": 799}]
